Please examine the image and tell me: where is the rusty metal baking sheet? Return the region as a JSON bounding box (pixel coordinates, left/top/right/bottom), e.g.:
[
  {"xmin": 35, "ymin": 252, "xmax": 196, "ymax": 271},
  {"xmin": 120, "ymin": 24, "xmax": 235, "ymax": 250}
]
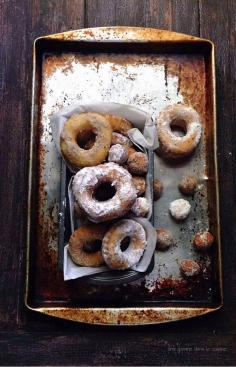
[{"xmin": 25, "ymin": 27, "xmax": 222, "ymax": 325}]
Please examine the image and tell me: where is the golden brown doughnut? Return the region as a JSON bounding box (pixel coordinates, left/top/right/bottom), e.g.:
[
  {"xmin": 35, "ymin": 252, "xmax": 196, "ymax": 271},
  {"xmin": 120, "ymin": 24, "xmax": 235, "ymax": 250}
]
[
  {"xmin": 102, "ymin": 219, "xmax": 147, "ymax": 270},
  {"xmin": 105, "ymin": 114, "xmax": 134, "ymax": 136},
  {"xmin": 156, "ymin": 104, "xmax": 202, "ymax": 159},
  {"xmin": 60, "ymin": 112, "xmax": 112, "ymax": 169},
  {"xmin": 68, "ymin": 224, "xmax": 108, "ymax": 267}
]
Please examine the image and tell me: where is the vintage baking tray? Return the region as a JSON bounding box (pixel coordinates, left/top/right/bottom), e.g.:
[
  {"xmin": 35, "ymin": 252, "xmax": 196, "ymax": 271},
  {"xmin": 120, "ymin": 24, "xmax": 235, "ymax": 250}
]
[{"xmin": 25, "ymin": 27, "xmax": 223, "ymax": 325}]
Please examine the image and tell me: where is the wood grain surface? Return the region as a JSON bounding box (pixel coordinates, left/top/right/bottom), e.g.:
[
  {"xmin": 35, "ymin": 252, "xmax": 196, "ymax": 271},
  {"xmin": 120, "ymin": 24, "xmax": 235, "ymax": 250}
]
[{"xmin": 0, "ymin": 0, "xmax": 235, "ymax": 365}]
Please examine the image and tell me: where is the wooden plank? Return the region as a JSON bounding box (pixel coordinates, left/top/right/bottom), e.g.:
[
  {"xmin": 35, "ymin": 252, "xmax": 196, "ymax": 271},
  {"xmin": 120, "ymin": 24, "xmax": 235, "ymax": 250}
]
[
  {"xmin": 0, "ymin": 0, "xmax": 85, "ymax": 328},
  {"xmin": 199, "ymin": 0, "xmax": 236, "ymax": 309},
  {"xmin": 144, "ymin": 0, "xmax": 199, "ymax": 36},
  {"xmin": 144, "ymin": 0, "xmax": 172, "ymax": 29},
  {"xmin": 29, "ymin": 0, "xmax": 85, "ymax": 37},
  {"xmin": 171, "ymin": 0, "xmax": 199, "ymax": 35},
  {"xmin": 85, "ymin": 0, "xmax": 116, "ymax": 26},
  {"xmin": 0, "ymin": 0, "xmax": 29, "ymax": 327},
  {"xmin": 86, "ymin": 0, "xmax": 145, "ymax": 27},
  {"xmin": 0, "ymin": 331, "xmax": 235, "ymax": 366}
]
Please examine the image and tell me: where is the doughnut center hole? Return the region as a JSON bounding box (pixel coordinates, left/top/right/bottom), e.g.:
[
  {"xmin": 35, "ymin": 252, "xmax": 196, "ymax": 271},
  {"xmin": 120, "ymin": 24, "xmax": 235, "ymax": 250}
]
[
  {"xmin": 170, "ymin": 119, "xmax": 187, "ymax": 137},
  {"xmin": 83, "ymin": 240, "xmax": 102, "ymax": 253},
  {"xmin": 77, "ymin": 131, "xmax": 96, "ymax": 150},
  {"xmin": 120, "ymin": 236, "xmax": 131, "ymax": 252},
  {"xmin": 94, "ymin": 182, "xmax": 116, "ymax": 201}
]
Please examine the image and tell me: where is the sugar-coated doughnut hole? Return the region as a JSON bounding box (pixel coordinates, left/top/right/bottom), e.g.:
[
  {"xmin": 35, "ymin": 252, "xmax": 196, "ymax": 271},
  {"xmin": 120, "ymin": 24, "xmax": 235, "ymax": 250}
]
[
  {"xmin": 156, "ymin": 228, "xmax": 174, "ymax": 251},
  {"xmin": 132, "ymin": 176, "xmax": 146, "ymax": 196},
  {"xmin": 127, "ymin": 152, "xmax": 148, "ymax": 175},
  {"xmin": 111, "ymin": 132, "xmax": 132, "ymax": 147},
  {"xmin": 169, "ymin": 198, "xmax": 191, "ymax": 221},
  {"xmin": 108, "ymin": 144, "xmax": 128, "ymax": 164},
  {"xmin": 131, "ymin": 197, "xmax": 150, "ymax": 217},
  {"xmin": 127, "ymin": 146, "xmax": 138, "ymax": 158},
  {"xmin": 178, "ymin": 175, "xmax": 197, "ymax": 195},
  {"xmin": 180, "ymin": 259, "xmax": 201, "ymax": 277},
  {"xmin": 193, "ymin": 231, "xmax": 214, "ymax": 251}
]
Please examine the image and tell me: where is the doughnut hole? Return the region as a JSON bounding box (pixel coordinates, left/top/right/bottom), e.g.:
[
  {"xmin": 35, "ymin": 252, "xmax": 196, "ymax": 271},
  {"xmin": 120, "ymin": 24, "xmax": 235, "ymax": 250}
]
[
  {"xmin": 93, "ymin": 181, "xmax": 116, "ymax": 201},
  {"xmin": 77, "ymin": 131, "xmax": 96, "ymax": 150},
  {"xmin": 83, "ymin": 239, "xmax": 102, "ymax": 253},
  {"xmin": 120, "ymin": 236, "xmax": 131, "ymax": 252},
  {"xmin": 170, "ymin": 118, "xmax": 187, "ymax": 137}
]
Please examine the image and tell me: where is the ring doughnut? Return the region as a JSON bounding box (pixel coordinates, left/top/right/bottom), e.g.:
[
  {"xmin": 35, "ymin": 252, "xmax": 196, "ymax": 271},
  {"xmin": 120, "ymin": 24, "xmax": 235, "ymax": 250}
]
[
  {"xmin": 73, "ymin": 162, "xmax": 137, "ymax": 223},
  {"xmin": 102, "ymin": 219, "xmax": 147, "ymax": 270},
  {"xmin": 68, "ymin": 224, "xmax": 108, "ymax": 267},
  {"xmin": 105, "ymin": 114, "xmax": 134, "ymax": 136},
  {"xmin": 156, "ymin": 104, "xmax": 202, "ymax": 159},
  {"xmin": 60, "ymin": 112, "xmax": 112, "ymax": 169}
]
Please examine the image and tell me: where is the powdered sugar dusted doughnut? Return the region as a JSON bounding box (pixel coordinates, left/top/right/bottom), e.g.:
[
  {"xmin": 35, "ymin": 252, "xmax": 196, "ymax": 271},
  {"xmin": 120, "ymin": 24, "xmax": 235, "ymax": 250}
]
[
  {"xmin": 102, "ymin": 219, "xmax": 147, "ymax": 270},
  {"xmin": 73, "ymin": 162, "xmax": 137, "ymax": 223},
  {"xmin": 111, "ymin": 132, "xmax": 132, "ymax": 146},
  {"xmin": 169, "ymin": 199, "xmax": 191, "ymax": 220},
  {"xmin": 156, "ymin": 104, "xmax": 202, "ymax": 159},
  {"xmin": 131, "ymin": 197, "xmax": 150, "ymax": 217},
  {"xmin": 108, "ymin": 144, "xmax": 128, "ymax": 164}
]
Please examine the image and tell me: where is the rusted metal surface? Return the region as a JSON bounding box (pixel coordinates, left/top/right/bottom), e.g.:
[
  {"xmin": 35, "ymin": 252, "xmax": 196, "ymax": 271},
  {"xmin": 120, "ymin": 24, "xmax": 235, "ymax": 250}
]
[
  {"xmin": 27, "ymin": 305, "xmax": 220, "ymax": 326},
  {"xmin": 25, "ymin": 27, "xmax": 222, "ymax": 324}
]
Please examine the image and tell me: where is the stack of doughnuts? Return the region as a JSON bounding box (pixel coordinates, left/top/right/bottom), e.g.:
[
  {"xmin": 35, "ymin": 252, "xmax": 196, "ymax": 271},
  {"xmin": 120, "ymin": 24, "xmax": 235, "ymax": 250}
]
[{"xmin": 60, "ymin": 112, "xmax": 149, "ymax": 270}]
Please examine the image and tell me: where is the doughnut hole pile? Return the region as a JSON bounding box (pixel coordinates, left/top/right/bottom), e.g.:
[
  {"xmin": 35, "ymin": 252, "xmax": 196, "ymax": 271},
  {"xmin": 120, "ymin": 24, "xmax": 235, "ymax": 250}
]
[{"xmin": 106, "ymin": 124, "xmax": 150, "ymax": 218}]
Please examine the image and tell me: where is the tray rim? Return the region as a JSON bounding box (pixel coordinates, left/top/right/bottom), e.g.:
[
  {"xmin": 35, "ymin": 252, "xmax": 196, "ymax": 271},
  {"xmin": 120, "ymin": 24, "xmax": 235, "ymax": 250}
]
[{"xmin": 25, "ymin": 26, "xmax": 223, "ymax": 325}]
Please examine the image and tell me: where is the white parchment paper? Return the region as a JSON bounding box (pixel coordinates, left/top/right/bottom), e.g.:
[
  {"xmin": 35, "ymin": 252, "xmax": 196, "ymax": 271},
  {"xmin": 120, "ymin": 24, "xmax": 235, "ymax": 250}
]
[
  {"xmin": 63, "ymin": 217, "xmax": 157, "ymax": 280},
  {"xmin": 50, "ymin": 102, "xmax": 158, "ymax": 281}
]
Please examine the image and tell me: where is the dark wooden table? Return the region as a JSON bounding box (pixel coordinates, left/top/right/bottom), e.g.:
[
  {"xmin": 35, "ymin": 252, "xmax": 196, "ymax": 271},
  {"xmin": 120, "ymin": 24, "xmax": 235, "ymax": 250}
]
[{"xmin": 0, "ymin": 0, "xmax": 235, "ymax": 365}]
